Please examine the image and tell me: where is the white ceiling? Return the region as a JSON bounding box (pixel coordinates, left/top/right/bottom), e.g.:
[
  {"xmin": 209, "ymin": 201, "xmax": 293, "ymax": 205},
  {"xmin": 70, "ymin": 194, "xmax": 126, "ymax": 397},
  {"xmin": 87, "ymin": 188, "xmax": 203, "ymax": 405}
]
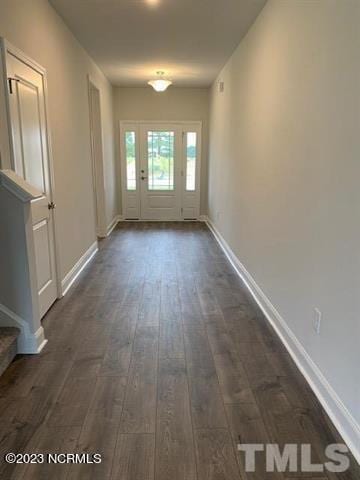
[{"xmin": 50, "ymin": 0, "xmax": 266, "ymax": 87}]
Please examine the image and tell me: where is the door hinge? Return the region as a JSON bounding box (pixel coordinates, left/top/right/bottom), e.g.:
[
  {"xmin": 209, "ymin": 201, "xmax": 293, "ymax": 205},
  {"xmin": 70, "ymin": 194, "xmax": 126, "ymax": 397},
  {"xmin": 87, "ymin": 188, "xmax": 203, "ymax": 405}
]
[{"xmin": 8, "ymin": 77, "xmax": 20, "ymax": 94}]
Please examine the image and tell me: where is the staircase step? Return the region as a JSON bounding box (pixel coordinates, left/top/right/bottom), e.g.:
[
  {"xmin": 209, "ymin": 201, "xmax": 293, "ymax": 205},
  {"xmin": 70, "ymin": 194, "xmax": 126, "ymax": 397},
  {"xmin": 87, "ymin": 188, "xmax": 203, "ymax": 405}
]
[{"xmin": 0, "ymin": 327, "xmax": 20, "ymax": 376}]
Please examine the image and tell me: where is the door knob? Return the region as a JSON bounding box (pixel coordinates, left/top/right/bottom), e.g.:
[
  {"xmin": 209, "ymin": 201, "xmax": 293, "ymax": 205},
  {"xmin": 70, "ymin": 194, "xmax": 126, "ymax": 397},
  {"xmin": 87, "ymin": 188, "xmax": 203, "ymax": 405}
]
[{"xmin": 48, "ymin": 201, "xmax": 56, "ymax": 210}]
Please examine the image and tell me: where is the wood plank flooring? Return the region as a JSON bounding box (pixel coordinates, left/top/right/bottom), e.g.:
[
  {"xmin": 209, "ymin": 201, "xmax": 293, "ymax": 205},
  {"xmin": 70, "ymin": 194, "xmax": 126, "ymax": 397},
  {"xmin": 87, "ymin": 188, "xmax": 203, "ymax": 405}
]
[{"xmin": 0, "ymin": 222, "xmax": 359, "ymax": 479}]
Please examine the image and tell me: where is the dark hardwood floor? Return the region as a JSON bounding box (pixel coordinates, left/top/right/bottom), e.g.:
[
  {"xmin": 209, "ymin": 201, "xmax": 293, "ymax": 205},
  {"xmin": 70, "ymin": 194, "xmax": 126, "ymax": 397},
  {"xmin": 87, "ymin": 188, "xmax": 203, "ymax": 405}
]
[{"xmin": 0, "ymin": 222, "xmax": 358, "ymax": 479}]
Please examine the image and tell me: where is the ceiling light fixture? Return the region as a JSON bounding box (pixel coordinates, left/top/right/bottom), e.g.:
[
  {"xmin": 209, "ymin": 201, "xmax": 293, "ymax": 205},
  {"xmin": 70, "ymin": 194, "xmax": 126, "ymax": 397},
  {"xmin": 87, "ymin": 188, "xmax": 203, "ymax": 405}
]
[
  {"xmin": 146, "ymin": 0, "xmax": 160, "ymax": 6},
  {"xmin": 148, "ymin": 71, "xmax": 172, "ymax": 92}
]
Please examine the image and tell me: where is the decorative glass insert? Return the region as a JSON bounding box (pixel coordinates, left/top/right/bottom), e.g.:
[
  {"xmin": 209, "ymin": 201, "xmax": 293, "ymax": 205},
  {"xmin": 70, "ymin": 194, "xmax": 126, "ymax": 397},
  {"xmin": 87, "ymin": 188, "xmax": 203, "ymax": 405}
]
[
  {"xmin": 186, "ymin": 132, "xmax": 197, "ymax": 191},
  {"xmin": 148, "ymin": 131, "xmax": 174, "ymax": 190},
  {"xmin": 125, "ymin": 131, "xmax": 136, "ymax": 190}
]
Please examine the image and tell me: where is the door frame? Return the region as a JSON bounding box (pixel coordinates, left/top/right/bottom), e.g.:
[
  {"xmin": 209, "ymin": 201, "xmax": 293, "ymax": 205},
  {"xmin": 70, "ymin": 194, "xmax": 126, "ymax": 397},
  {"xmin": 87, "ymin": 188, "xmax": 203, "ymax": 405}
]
[
  {"xmin": 120, "ymin": 120, "xmax": 202, "ymax": 221},
  {"xmin": 0, "ymin": 38, "xmax": 62, "ymax": 298},
  {"xmin": 87, "ymin": 75, "xmax": 107, "ymax": 237}
]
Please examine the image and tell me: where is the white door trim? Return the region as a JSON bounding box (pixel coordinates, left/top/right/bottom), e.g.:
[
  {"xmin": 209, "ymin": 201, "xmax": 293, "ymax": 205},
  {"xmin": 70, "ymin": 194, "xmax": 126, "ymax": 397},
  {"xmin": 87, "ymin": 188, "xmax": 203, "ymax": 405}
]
[
  {"xmin": 88, "ymin": 75, "xmax": 107, "ymax": 237},
  {"xmin": 0, "ymin": 37, "xmax": 62, "ymax": 299}
]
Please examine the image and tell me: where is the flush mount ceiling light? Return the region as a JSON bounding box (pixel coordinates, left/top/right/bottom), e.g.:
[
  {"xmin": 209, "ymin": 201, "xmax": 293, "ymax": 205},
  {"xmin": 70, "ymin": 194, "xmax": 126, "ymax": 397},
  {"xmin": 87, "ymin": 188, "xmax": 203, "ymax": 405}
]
[
  {"xmin": 148, "ymin": 71, "xmax": 172, "ymax": 92},
  {"xmin": 145, "ymin": 0, "xmax": 160, "ymax": 6}
]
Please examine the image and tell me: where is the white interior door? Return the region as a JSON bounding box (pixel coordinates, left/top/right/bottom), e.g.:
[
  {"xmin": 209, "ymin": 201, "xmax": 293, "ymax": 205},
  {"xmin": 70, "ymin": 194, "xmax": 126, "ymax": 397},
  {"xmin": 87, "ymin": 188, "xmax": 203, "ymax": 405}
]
[
  {"xmin": 6, "ymin": 50, "xmax": 58, "ymax": 318},
  {"xmin": 121, "ymin": 121, "xmax": 201, "ymax": 221}
]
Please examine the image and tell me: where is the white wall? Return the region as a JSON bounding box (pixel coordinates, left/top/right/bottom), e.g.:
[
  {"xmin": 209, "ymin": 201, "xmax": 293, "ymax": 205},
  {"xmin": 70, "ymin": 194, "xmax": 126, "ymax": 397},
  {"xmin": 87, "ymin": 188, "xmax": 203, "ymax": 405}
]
[
  {"xmin": 0, "ymin": 0, "xmax": 117, "ymax": 279},
  {"xmin": 208, "ymin": 0, "xmax": 360, "ymax": 455},
  {"xmin": 113, "ymin": 87, "xmax": 209, "ymax": 214}
]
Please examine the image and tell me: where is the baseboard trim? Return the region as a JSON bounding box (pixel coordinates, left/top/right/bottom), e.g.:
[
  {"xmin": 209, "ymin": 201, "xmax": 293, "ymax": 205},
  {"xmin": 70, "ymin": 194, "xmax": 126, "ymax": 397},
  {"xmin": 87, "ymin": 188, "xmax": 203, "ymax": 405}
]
[
  {"xmin": 32, "ymin": 326, "xmax": 47, "ymax": 354},
  {"xmin": 0, "ymin": 303, "xmax": 47, "ymax": 354},
  {"xmin": 106, "ymin": 214, "xmax": 122, "ymax": 236},
  {"xmin": 61, "ymin": 241, "xmax": 98, "ymax": 296},
  {"xmin": 119, "ymin": 217, "xmax": 204, "ymax": 222},
  {"xmin": 205, "ymin": 216, "xmax": 360, "ymax": 464}
]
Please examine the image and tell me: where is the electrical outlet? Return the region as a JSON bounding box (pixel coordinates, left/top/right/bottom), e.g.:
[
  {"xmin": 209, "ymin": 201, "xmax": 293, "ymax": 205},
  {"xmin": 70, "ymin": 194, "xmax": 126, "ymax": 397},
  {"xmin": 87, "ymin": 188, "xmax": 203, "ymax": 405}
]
[{"xmin": 313, "ymin": 308, "xmax": 321, "ymax": 334}]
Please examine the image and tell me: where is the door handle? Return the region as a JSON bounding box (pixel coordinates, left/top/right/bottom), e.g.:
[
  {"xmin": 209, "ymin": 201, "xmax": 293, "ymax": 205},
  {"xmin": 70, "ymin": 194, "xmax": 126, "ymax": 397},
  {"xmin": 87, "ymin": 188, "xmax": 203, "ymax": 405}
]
[
  {"xmin": 48, "ymin": 202, "xmax": 56, "ymax": 210},
  {"xmin": 8, "ymin": 77, "xmax": 20, "ymax": 94},
  {"xmin": 141, "ymin": 176, "xmax": 148, "ymax": 180}
]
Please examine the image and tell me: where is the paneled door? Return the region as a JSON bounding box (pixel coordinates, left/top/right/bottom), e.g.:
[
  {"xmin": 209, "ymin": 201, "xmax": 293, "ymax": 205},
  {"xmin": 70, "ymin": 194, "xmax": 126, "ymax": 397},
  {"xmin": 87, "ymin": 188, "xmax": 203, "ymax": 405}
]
[
  {"xmin": 121, "ymin": 121, "xmax": 201, "ymax": 220},
  {"xmin": 6, "ymin": 47, "xmax": 58, "ymax": 317}
]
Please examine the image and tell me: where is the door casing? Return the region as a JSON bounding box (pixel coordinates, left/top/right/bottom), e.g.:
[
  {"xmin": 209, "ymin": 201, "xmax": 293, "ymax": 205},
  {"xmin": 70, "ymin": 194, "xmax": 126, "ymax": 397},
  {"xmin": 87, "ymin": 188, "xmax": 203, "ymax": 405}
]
[{"xmin": 88, "ymin": 76, "xmax": 107, "ymax": 237}]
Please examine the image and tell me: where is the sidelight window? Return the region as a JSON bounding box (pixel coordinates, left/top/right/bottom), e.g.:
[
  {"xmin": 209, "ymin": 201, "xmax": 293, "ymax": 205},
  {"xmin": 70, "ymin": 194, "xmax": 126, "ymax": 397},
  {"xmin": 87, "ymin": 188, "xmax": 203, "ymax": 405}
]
[
  {"xmin": 185, "ymin": 132, "xmax": 197, "ymax": 191},
  {"xmin": 125, "ymin": 131, "xmax": 136, "ymax": 190}
]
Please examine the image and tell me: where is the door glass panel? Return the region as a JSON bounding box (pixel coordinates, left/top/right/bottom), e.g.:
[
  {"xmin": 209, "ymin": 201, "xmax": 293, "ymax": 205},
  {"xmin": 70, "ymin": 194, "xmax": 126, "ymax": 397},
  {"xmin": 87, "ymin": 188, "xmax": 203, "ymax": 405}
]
[
  {"xmin": 186, "ymin": 132, "xmax": 197, "ymax": 191},
  {"xmin": 148, "ymin": 131, "xmax": 174, "ymax": 190},
  {"xmin": 125, "ymin": 131, "xmax": 136, "ymax": 190}
]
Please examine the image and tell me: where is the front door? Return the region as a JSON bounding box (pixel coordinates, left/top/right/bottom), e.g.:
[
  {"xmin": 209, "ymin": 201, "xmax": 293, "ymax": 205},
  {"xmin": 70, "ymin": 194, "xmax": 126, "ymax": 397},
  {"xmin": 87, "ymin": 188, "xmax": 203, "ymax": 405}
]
[
  {"xmin": 6, "ymin": 48, "xmax": 58, "ymax": 317},
  {"xmin": 140, "ymin": 124, "xmax": 181, "ymax": 220},
  {"xmin": 121, "ymin": 121, "xmax": 201, "ymax": 220}
]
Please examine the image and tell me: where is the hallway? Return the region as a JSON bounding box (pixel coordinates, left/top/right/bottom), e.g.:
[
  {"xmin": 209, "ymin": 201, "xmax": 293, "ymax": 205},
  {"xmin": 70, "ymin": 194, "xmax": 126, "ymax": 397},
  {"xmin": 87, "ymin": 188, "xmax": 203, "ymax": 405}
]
[{"xmin": 0, "ymin": 222, "xmax": 358, "ymax": 479}]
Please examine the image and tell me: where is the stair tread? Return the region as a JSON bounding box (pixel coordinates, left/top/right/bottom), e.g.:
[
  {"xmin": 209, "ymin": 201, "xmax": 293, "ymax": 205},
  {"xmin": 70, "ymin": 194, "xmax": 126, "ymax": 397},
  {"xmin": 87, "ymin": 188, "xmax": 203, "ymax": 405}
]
[
  {"xmin": 0, "ymin": 327, "xmax": 19, "ymax": 377},
  {"xmin": 0, "ymin": 327, "xmax": 20, "ymax": 354}
]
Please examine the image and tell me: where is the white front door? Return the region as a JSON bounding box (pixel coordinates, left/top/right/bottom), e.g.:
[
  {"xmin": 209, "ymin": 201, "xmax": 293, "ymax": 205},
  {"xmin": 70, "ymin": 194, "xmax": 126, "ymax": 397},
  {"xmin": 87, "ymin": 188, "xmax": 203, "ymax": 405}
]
[
  {"xmin": 121, "ymin": 121, "xmax": 201, "ymax": 220},
  {"xmin": 6, "ymin": 50, "xmax": 58, "ymax": 317},
  {"xmin": 140, "ymin": 123, "xmax": 181, "ymax": 220}
]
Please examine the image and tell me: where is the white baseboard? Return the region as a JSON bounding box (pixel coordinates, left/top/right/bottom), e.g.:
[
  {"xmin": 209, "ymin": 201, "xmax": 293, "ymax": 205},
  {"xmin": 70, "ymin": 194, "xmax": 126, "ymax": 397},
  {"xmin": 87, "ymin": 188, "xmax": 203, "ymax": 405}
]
[
  {"xmin": 205, "ymin": 216, "xmax": 360, "ymax": 464},
  {"xmin": 106, "ymin": 214, "xmax": 123, "ymax": 236},
  {"xmin": 118, "ymin": 216, "xmax": 204, "ymax": 222},
  {"xmin": 33, "ymin": 327, "xmax": 47, "ymax": 353},
  {"xmin": 61, "ymin": 241, "xmax": 98, "ymax": 296},
  {"xmin": 0, "ymin": 303, "xmax": 47, "ymax": 354}
]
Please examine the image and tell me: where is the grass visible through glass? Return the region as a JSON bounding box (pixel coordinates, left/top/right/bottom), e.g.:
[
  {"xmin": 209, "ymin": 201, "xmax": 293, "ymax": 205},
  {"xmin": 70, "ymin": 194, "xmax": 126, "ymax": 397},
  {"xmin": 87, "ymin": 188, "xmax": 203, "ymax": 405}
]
[
  {"xmin": 125, "ymin": 131, "xmax": 136, "ymax": 190},
  {"xmin": 186, "ymin": 132, "xmax": 197, "ymax": 191},
  {"xmin": 148, "ymin": 131, "xmax": 175, "ymax": 190}
]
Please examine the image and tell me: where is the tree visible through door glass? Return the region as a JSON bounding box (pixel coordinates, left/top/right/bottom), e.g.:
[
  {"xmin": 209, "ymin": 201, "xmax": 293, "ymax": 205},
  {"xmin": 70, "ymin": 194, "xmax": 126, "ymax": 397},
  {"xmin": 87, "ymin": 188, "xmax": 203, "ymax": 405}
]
[
  {"xmin": 125, "ymin": 131, "xmax": 136, "ymax": 190},
  {"xmin": 148, "ymin": 131, "xmax": 174, "ymax": 190},
  {"xmin": 186, "ymin": 132, "xmax": 197, "ymax": 191}
]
